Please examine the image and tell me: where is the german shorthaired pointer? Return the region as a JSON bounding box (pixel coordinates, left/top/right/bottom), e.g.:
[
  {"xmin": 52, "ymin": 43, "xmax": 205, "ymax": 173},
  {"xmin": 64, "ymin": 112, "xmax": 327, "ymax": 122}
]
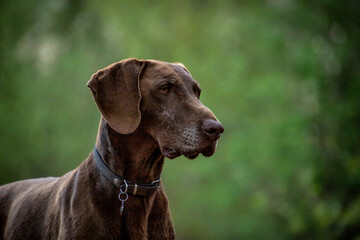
[{"xmin": 0, "ymin": 58, "xmax": 224, "ymax": 239}]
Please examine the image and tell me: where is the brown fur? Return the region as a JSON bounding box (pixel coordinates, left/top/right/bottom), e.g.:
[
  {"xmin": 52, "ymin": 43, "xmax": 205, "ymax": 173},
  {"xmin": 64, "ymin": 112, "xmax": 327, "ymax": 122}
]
[{"xmin": 0, "ymin": 58, "xmax": 224, "ymax": 240}]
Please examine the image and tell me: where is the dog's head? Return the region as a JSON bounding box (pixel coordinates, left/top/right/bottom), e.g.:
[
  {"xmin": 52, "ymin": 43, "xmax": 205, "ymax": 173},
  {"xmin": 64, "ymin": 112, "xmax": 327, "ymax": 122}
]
[{"xmin": 87, "ymin": 58, "xmax": 224, "ymax": 159}]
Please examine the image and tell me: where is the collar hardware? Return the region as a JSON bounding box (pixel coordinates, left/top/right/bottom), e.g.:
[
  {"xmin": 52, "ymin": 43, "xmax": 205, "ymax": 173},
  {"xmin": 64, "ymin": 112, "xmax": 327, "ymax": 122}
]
[{"xmin": 93, "ymin": 147, "xmax": 160, "ymax": 214}]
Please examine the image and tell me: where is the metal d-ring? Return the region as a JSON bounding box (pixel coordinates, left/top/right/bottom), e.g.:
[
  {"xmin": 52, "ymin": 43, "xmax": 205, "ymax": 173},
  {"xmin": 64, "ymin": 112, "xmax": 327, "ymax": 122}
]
[
  {"xmin": 118, "ymin": 191, "xmax": 129, "ymax": 202},
  {"xmin": 118, "ymin": 180, "xmax": 129, "ymax": 215},
  {"xmin": 120, "ymin": 179, "xmax": 128, "ymax": 193}
]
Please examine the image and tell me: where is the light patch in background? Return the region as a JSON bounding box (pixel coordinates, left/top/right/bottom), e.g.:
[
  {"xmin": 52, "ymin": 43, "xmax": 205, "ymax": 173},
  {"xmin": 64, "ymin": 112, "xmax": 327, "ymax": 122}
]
[{"xmin": 16, "ymin": 33, "xmax": 60, "ymax": 76}]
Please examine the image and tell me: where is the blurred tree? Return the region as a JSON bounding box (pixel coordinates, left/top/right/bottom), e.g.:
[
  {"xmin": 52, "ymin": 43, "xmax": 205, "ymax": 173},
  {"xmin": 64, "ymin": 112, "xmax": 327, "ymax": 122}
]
[{"xmin": 308, "ymin": 1, "xmax": 360, "ymax": 239}]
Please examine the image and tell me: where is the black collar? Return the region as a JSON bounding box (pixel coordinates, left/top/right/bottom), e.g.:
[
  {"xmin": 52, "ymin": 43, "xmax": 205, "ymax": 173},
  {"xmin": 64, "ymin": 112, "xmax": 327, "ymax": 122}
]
[{"xmin": 93, "ymin": 147, "xmax": 160, "ymax": 197}]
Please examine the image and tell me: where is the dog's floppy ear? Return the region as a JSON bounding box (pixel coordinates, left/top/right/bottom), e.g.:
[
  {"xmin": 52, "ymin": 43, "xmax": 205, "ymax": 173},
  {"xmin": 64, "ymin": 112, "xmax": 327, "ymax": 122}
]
[{"xmin": 87, "ymin": 58, "xmax": 146, "ymax": 134}]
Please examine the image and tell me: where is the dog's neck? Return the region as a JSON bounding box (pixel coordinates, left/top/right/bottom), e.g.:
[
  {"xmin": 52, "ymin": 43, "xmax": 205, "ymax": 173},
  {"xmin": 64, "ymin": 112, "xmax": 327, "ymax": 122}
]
[{"xmin": 95, "ymin": 117, "xmax": 164, "ymax": 184}]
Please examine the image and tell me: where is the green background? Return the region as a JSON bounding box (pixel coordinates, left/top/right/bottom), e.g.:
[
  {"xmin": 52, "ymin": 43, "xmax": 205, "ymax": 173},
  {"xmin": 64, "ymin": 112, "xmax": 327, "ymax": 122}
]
[{"xmin": 1, "ymin": 0, "xmax": 359, "ymax": 239}]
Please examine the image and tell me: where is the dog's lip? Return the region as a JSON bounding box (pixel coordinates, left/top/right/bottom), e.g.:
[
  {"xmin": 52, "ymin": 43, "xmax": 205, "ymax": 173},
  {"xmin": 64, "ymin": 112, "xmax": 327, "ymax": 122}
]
[
  {"xmin": 201, "ymin": 141, "xmax": 217, "ymax": 157},
  {"xmin": 183, "ymin": 141, "xmax": 217, "ymax": 159},
  {"xmin": 184, "ymin": 152, "xmax": 199, "ymax": 159},
  {"xmin": 163, "ymin": 140, "xmax": 218, "ymax": 160},
  {"xmin": 163, "ymin": 146, "xmax": 179, "ymax": 159}
]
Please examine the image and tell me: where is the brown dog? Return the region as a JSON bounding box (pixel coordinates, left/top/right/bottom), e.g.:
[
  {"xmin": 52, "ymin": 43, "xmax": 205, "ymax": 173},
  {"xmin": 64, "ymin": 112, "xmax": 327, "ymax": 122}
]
[{"xmin": 0, "ymin": 58, "xmax": 224, "ymax": 240}]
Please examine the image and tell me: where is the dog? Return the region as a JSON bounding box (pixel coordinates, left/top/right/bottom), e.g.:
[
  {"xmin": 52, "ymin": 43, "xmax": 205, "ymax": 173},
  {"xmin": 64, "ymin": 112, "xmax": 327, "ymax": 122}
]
[{"xmin": 0, "ymin": 58, "xmax": 224, "ymax": 239}]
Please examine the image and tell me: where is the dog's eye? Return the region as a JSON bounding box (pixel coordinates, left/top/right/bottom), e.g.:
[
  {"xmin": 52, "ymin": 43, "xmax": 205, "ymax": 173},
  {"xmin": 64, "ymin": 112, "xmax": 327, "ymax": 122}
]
[{"xmin": 159, "ymin": 84, "xmax": 171, "ymax": 94}]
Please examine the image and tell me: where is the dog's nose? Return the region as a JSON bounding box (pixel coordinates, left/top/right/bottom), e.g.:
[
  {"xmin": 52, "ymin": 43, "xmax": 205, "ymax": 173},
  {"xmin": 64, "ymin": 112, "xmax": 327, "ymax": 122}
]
[{"xmin": 202, "ymin": 119, "xmax": 224, "ymax": 140}]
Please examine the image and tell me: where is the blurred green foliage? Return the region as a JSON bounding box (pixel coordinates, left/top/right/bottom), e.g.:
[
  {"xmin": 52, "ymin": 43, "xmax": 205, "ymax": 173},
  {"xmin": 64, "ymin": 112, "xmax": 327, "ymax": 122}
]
[{"xmin": 1, "ymin": 0, "xmax": 359, "ymax": 239}]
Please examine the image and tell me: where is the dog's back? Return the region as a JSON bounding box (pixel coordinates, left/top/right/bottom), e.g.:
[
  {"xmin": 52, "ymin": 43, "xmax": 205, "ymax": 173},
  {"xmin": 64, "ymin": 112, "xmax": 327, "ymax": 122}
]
[{"xmin": 0, "ymin": 177, "xmax": 61, "ymax": 239}]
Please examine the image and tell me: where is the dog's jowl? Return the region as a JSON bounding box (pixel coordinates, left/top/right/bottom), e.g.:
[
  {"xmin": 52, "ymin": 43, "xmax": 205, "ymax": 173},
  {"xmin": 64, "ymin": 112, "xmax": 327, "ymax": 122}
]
[{"xmin": 0, "ymin": 58, "xmax": 224, "ymax": 240}]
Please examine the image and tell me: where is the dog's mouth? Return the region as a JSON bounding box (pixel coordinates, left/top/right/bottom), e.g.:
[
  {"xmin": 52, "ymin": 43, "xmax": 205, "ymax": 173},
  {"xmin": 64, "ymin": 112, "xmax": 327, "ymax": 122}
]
[
  {"xmin": 163, "ymin": 147, "xmax": 180, "ymax": 159},
  {"xmin": 163, "ymin": 141, "xmax": 217, "ymax": 160}
]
